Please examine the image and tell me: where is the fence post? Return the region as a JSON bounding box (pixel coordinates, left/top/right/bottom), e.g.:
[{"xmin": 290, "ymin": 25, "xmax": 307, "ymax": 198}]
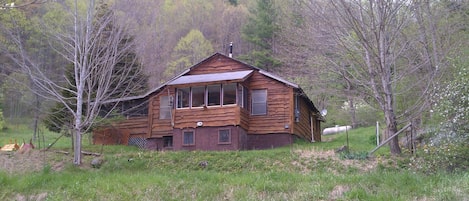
[{"xmin": 376, "ymin": 121, "xmax": 380, "ymax": 146}]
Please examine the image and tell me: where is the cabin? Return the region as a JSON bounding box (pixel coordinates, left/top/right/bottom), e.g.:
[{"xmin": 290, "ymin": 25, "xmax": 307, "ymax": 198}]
[{"xmin": 93, "ymin": 53, "xmax": 324, "ymax": 151}]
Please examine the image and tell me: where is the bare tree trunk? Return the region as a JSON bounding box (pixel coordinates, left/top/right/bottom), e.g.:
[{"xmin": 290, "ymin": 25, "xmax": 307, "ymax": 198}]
[
  {"xmin": 33, "ymin": 93, "xmax": 40, "ymax": 140},
  {"xmin": 384, "ymin": 99, "xmax": 401, "ymax": 154}
]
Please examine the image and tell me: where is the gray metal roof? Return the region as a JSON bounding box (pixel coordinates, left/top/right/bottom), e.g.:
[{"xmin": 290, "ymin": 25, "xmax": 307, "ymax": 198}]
[{"xmin": 167, "ymin": 70, "xmax": 254, "ymax": 85}]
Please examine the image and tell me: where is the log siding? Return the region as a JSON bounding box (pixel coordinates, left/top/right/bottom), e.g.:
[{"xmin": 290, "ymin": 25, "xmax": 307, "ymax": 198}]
[{"xmin": 92, "ymin": 53, "xmax": 323, "ymax": 149}]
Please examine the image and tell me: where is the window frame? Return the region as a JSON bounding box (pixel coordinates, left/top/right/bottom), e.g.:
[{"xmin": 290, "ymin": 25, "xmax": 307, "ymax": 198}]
[
  {"xmin": 207, "ymin": 84, "xmax": 221, "ymax": 107},
  {"xmin": 191, "ymin": 86, "xmax": 206, "ymax": 108},
  {"xmin": 159, "ymin": 96, "xmax": 172, "ymax": 119},
  {"xmin": 182, "ymin": 130, "xmax": 195, "ymax": 146},
  {"xmin": 176, "ymin": 87, "xmax": 190, "ymax": 109},
  {"xmin": 222, "ymin": 83, "xmax": 237, "ymax": 106},
  {"xmin": 218, "ymin": 129, "xmax": 231, "ymax": 144},
  {"xmin": 294, "ymin": 95, "xmax": 300, "ymax": 122},
  {"xmin": 175, "ymin": 83, "xmax": 245, "ymax": 110},
  {"xmin": 163, "ymin": 136, "xmax": 173, "ymax": 148},
  {"xmin": 251, "ymin": 89, "xmax": 268, "ymax": 115}
]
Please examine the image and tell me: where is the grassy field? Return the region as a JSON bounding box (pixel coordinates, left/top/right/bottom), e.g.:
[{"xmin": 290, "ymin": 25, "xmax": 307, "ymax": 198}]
[{"xmin": 0, "ymin": 125, "xmax": 468, "ymax": 201}]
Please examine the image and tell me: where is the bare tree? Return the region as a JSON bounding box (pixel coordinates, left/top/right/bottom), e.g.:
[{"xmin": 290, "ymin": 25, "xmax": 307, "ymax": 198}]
[
  {"xmin": 292, "ymin": 0, "xmax": 463, "ymax": 154},
  {"xmin": 1, "ymin": 0, "xmax": 145, "ymax": 165},
  {"xmin": 0, "ymin": 0, "xmax": 47, "ymax": 9}
]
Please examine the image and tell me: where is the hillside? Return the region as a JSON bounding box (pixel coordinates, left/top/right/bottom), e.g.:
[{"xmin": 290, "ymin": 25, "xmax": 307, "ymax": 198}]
[{"xmin": 1, "ymin": 126, "xmax": 468, "ymax": 200}]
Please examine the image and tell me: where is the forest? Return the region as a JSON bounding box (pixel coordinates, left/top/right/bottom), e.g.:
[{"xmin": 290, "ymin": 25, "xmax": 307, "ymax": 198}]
[{"xmin": 0, "ymin": 0, "xmax": 468, "ymax": 167}]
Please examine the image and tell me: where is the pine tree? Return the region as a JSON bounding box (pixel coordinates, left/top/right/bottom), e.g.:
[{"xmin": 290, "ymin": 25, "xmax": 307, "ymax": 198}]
[{"xmin": 241, "ymin": 0, "xmax": 281, "ymax": 70}]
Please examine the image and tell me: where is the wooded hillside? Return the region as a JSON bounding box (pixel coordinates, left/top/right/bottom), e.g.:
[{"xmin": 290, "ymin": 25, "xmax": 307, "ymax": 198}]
[{"xmin": 1, "ymin": 0, "xmax": 468, "ymax": 156}]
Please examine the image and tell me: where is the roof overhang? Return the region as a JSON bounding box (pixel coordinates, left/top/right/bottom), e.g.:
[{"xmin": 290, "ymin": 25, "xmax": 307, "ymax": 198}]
[{"xmin": 167, "ymin": 70, "xmax": 254, "ymax": 86}]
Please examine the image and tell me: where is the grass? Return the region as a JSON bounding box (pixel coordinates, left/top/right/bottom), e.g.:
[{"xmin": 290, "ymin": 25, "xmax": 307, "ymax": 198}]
[{"xmin": 1, "ymin": 124, "xmax": 468, "ymax": 200}]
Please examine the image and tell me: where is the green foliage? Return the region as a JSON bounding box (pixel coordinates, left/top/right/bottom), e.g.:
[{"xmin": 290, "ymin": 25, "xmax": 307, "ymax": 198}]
[
  {"xmin": 339, "ymin": 151, "xmax": 369, "ymax": 160},
  {"xmin": 165, "ymin": 29, "xmax": 214, "ymax": 77},
  {"xmin": 241, "ymin": 0, "xmax": 281, "ymax": 70},
  {"xmin": 408, "ymin": 142, "xmax": 469, "ymax": 174},
  {"xmin": 43, "ymin": 64, "xmax": 74, "ymax": 133},
  {"xmin": 0, "ymin": 109, "xmax": 5, "ymax": 130},
  {"xmin": 227, "ymin": 0, "xmax": 238, "ymax": 6},
  {"xmin": 0, "ymin": 73, "xmax": 33, "ymax": 120}
]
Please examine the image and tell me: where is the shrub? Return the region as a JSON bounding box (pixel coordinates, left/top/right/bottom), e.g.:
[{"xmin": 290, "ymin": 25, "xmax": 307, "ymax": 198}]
[
  {"xmin": 339, "ymin": 151, "xmax": 369, "ymax": 160},
  {"xmin": 409, "ymin": 141, "xmax": 469, "ymax": 174}
]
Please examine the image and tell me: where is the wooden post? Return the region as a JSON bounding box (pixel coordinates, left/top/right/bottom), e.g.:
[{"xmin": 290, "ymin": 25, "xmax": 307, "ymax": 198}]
[
  {"xmin": 376, "ymin": 121, "xmax": 379, "ymax": 146},
  {"xmin": 346, "ymin": 126, "xmax": 349, "ymax": 152}
]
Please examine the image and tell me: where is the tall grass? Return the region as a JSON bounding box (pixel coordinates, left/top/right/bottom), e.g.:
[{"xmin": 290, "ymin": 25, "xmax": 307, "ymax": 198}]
[{"xmin": 1, "ymin": 125, "xmax": 468, "ymax": 200}]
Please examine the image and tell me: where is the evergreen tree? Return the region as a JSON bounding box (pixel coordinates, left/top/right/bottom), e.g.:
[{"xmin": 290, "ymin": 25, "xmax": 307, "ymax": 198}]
[{"xmin": 241, "ymin": 0, "xmax": 281, "ymax": 70}]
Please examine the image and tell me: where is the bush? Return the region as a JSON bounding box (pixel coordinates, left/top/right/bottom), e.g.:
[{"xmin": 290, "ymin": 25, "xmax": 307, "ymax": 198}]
[
  {"xmin": 339, "ymin": 151, "xmax": 369, "ymax": 160},
  {"xmin": 409, "ymin": 141, "xmax": 469, "ymax": 174}
]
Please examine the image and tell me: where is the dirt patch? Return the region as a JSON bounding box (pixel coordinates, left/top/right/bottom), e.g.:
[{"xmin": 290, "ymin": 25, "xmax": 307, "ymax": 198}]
[
  {"xmin": 0, "ymin": 150, "xmax": 69, "ymax": 174},
  {"xmin": 294, "ymin": 148, "xmax": 378, "ymax": 173},
  {"xmin": 15, "ymin": 192, "xmax": 48, "ymax": 201},
  {"xmin": 329, "ymin": 185, "xmax": 350, "ymax": 200}
]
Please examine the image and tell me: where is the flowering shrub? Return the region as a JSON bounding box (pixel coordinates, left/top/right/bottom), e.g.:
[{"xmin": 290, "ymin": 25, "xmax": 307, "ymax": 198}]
[
  {"xmin": 432, "ymin": 67, "xmax": 469, "ymax": 137},
  {"xmin": 408, "ymin": 142, "xmax": 469, "ymax": 174},
  {"xmin": 412, "ymin": 66, "xmax": 469, "ymax": 174}
]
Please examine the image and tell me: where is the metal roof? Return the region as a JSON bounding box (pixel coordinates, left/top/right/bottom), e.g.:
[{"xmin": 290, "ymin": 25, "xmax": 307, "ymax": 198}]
[{"xmin": 167, "ymin": 70, "xmax": 254, "ymax": 86}]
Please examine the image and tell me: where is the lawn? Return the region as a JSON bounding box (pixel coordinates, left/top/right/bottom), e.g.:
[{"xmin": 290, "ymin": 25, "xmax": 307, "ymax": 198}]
[{"xmin": 0, "ymin": 125, "xmax": 468, "ymax": 201}]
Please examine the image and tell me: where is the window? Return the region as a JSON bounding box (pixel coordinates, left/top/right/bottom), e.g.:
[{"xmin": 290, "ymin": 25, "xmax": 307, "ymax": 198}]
[
  {"xmin": 183, "ymin": 130, "xmax": 195, "ymax": 145},
  {"xmin": 237, "ymin": 85, "xmax": 248, "ymax": 108},
  {"xmin": 175, "ymin": 83, "xmax": 245, "ymax": 109},
  {"xmin": 163, "ymin": 136, "xmax": 173, "ymax": 148},
  {"xmin": 159, "ymin": 96, "xmax": 171, "ymax": 119},
  {"xmin": 294, "ymin": 95, "xmax": 300, "ymax": 122},
  {"xmin": 243, "ymin": 86, "xmax": 248, "ymax": 108},
  {"xmin": 252, "ymin": 89, "xmax": 267, "ymax": 115},
  {"xmin": 218, "ymin": 129, "xmax": 231, "ymax": 144},
  {"xmin": 192, "ymin": 86, "xmax": 205, "ymax": 107},
  {"xmin": 177, "ymin": 88, "xmax": 190, "ymax": 108},
  {"xmin": 237, "ymin": 85, "xmax": 243, "ymax": 107},
  {"xmin": 223, "ymin": 83, "xmax": 237, "ymax": 105},
  {"xmin": 207, "ymin": 85, "xmax": 221, "ymax": 106}
]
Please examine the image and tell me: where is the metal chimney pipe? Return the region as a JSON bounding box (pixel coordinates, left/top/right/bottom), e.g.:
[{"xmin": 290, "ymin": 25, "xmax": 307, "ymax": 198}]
[{"xmin": 229, "ymin": 42, "xmax": 233, "ymax": 58}]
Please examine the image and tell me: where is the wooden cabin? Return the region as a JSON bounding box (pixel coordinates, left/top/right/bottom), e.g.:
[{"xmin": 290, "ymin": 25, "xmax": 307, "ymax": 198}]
[{"xmin": 93, "ymin": 53, "xmax": 324, "ymax": 151}]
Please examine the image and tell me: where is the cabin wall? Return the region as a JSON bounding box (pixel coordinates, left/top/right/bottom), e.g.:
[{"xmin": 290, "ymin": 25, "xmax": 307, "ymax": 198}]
[
  {"xmin": 188, "ymin": 55, "xmax": 252, "ymax": 75},
  {"xmin": 246, "ymin": 72, "xmax": 294, "ymax": 135},
  {"xmin": 313, "ymin": 116, "xmax": 322, "ymax": 142},
  {"xmin": 172, "ymin": 126, "xmax": 247, "ymax": 151},
  {"xmin": 148, "ymin": 88, "xmax": 175, "ymax": 138},
  {"xmin": 93, "ymin": 117, "xmax": 148, "ymax": 145},
  {"xmin": 293, "ymin": 97, "xmax": 314, "ymax": 141},
  {"xmin": 247, "ymin": 133, "xmax": 295, "ymax": 149},
  {"xmin": 174, "ymin": 106, "xmax": 240, "ymax": 129}
]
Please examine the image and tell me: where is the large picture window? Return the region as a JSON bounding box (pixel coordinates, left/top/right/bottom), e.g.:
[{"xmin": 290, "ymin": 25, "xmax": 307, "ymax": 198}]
[
  {"xmin": 252, "ymin": 89, "xmax": 267, "ymax": 115},
  {"xmin": 177, "ymin": 88, "xmax": 190, "ymax": 108},
  {"xmin": 183, "ymin": 130, "xmax": 195, "ymax": 146},
  {"xmin": 223, "ymin": 83, "xmax": 237, "ymax": 105},
  {"xmin": 159, "ymin": 96, "xmax": 171, "ymax": 119}
]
